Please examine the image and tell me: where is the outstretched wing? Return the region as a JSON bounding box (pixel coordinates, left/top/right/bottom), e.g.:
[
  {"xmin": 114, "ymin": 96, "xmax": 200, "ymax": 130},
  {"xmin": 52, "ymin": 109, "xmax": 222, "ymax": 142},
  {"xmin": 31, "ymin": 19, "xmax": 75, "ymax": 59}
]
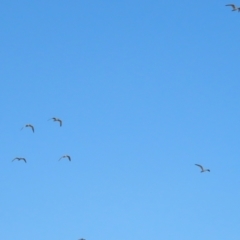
[
  {"xmin": 25, "ymin": 124, "xmax": 34, "ymax": 132},
  {"xmin": 67, "ymin": 155, "xmax": 71, "ymax": 161},
  {"xmin": 20, "ymin": 158, "xmax": 27, "ymax": 163},
  {"xmin": 29, "ymin": 125, "xmax": 34, "ymax": 132},
  {"xmin": 59, "ymin": 156, "xmax": 63, "ymax": 161},
  {"xmin": 58, "ymin": 119, "xmax": 62, "ymax": 127},
  {"xmin": 226, "ymin": 4, "xmax": 236, "ymax": 8},
  {"xmin": 195, "ymin": 164, "xmax": 204, "ymax": 171}
]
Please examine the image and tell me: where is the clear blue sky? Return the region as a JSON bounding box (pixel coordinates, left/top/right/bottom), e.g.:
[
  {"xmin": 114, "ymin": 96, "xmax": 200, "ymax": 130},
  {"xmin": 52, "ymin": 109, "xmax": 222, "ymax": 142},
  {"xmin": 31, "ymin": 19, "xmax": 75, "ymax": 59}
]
[{"xmin": 0, "ymin": 0, "xmax": 240, "ymax": 239}]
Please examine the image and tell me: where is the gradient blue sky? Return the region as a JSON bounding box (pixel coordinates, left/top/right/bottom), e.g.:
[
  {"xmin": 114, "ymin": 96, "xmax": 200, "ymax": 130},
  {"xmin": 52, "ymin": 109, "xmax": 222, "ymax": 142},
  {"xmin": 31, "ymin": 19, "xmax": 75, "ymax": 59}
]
[{"xmin": 1, "ymin": 1, "xmax": 240, "ymax": 239}]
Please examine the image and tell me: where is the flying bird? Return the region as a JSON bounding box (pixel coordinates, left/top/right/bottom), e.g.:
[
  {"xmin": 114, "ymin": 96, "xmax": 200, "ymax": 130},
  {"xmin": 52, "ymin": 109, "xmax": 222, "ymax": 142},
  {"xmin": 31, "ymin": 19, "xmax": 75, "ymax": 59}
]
[
  {"xmin": 225, "ymin": 4, "xmax": 240, "ymax": 11},
  {"xmin": 59, "ymin": 155, "xmax": 71, "ymax": 161},
  {"xmin": 195, "ymin": 164, "xmax": 210, "ymax": 173},
  {"xmin": 21, "ymin": 124, "xmax": 34, "ymax": 132},
  {"xmin": 48, "ymin": 117, "xmax": 62, "ymax": 126},
  {"xmin": 12, "ymin": 157, "xmax": 27, "ymax": 163}
]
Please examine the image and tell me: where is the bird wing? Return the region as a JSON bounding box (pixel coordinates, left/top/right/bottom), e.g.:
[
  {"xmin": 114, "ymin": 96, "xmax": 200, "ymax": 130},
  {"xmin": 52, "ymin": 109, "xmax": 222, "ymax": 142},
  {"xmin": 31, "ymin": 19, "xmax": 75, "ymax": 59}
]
[
  {"xmin": 58, "ymin": 119, "xmax": 62, "ymax": 126},
  {"xmin": 30, "ymin": 125, "xmax": 34, "ymax": 132},
  {"xmin": 59, "ymin": 156, "xmax": 63, "ymax": 161},
  {"xmin": 67, "ymin": 155, "xmax": 71, "ymax": 161},
  {"xmin": 21, "ymin": 158, "xmax": 27, "ymax": 163},
  {"xmin": 12, "ymin": 158, "xmax": 18, "ymax": 161},
  {"xmin": 195, "ymin": 164, "xmax": 204, "ymax": 171},
  {"xmin": 26, "ymin": 124, "xmax": 34, "ymax": 132},
  {"xmin": 226, "ymin": 4, "xmax": 236, "ymax": 8}
]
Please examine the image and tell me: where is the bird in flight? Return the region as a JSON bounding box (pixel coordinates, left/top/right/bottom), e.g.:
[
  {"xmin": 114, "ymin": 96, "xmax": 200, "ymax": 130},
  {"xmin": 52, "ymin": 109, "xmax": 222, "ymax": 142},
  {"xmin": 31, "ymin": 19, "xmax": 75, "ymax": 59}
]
[
  {"xmin": 48, "ymin": 117, "xmax": 62, "ymax": 126},
  {"xmin": 12, "ymin": 157, "xmax": 27, "ymax": 163},
  {"xmin": 225, "ymin": 4, "xmax": 240, "ymax": 11},
  {"xmin": 195, "ymin": 164, "xmax": 210, "ymax": 173},
  {"xmin": 21, "ymin": 124, "xmax": 34, "ymax": 132},
  {"xmin": 59, "ymin": 155, "xmax": 71, "ymax": 161}
]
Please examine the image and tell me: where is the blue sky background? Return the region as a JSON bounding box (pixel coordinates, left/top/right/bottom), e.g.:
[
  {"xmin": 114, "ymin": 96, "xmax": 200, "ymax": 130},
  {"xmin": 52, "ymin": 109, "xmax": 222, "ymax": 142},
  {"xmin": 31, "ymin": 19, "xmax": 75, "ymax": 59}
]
[{"xmin": 0, "ymin": 0, "xmax": 240, "ymax": 239}]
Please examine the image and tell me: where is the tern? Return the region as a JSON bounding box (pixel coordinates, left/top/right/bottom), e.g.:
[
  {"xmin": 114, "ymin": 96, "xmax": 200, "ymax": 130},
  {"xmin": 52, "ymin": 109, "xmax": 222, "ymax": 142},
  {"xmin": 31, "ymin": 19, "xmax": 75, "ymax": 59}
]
[
  {"xmin": 195, "ymin": 164, "xmax": 210, "ymax": 173},
  {"xmin": 59, "ymin": 155, "xmax": 71, "ymax": 161},
  {"xmin": 12, "ymin": 157, "xmax": 27, "ymax": 163},
  {"xmin": 225, "ymin": 4, "xmax": 240, "ymax": 11},
  {"xmin": 49, "ymin": 117, "xmax": 62, "ymax": 126},
  {"xmin": 21, "ymin": 124, "xmax": 34, "ymax": 132}
]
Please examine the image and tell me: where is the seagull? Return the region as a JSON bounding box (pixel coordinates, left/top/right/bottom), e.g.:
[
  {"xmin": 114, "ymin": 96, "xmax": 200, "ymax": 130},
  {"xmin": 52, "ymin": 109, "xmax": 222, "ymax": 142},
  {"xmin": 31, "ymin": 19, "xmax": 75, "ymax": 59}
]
[
  {"xmin": 225, "ymin": 4, "xmax": 240, "ymax": 11},
  {"xmin": 59, "ymin": 155, "xmax": 71, "ymax": 161},
  {"xmin": 48, "ymin": 117, "xmax": 62, "ymax": 126},
  {"xmin": 12, "ymin": 157, "xmax": 27, "ymax": 163},
  {"xmin": 195, "ymin": 164, "xmax": 210, "ymax": 173},
  {"xmin": 21, "ymin": 124, "xmax": 34, "ymax": 132}
]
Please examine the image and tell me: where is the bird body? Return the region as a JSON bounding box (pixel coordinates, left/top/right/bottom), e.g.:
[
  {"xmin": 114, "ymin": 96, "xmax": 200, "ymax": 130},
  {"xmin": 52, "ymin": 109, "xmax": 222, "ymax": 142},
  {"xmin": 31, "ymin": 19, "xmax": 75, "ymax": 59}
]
[
  {"xmin": 226, "ymin": 4, "xmax": 240, "ymax": 11},
  {"xmin": 21, "ymin": 124, "xmax": 34, "ymax": 132},
  {"xmin": 12, "ymin": 157, "xmax": 27, "ymax": 163},
  {"xmin": 59, "ymin": 155, "xmax": 71, "ymax": 161},
  {"xmin": 195, "ymin": 164, "xmax": 210, "ymax": 173},
  {"xmin": 49, "ymin": 117, "xmax": 62, "ymax": 126}
]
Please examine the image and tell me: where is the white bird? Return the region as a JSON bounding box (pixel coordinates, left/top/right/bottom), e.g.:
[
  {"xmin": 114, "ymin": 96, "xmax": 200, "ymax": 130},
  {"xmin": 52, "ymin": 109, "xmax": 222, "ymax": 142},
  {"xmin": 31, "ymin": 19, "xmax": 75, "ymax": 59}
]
[
  {"xmin": 12, "ymin": 157, "xmax": 27, "ymax": 163},
  {"xmin": 21, "ymin": 124, "xmax": 34, "ymax": 132},
  {"xmin": 48, "ymin": 117, "xmax": 62, "ymax": 127},
  {"xmin": 225, "ymin": 4, "xmax": 240, "ymax": 11},
  {"xmin": 59, "ymin": 155, "xmax": 71, "ymax": 161},
  {"xmin": 195, "ymin": 164, "xmax": 210, "ymax": 173}
]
